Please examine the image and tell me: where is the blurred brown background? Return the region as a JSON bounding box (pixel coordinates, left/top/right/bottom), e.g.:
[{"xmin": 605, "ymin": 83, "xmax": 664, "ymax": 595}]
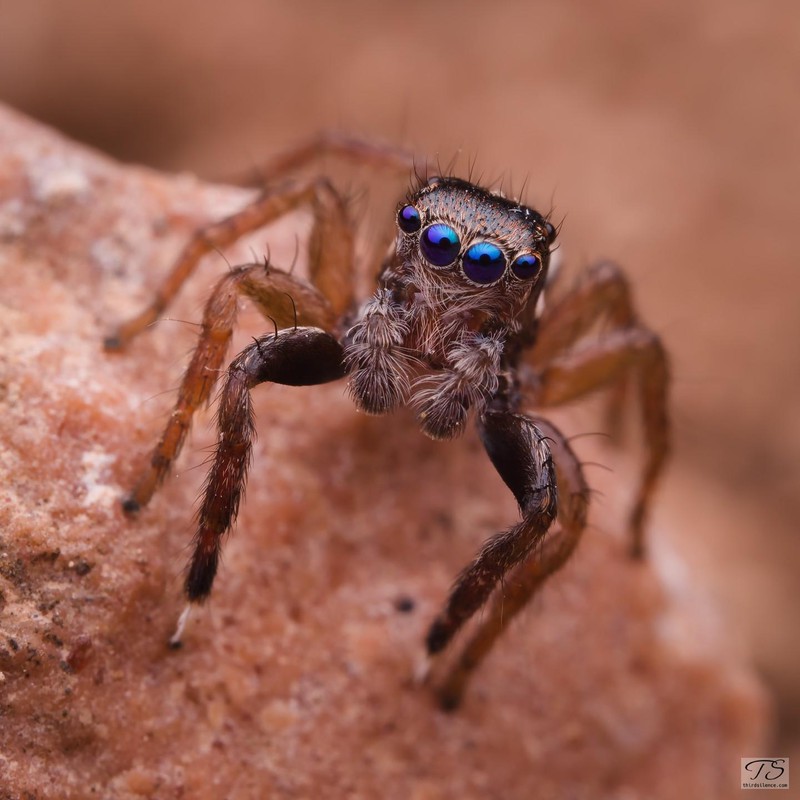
[{"xmin": 2, "ymin": 0, "xmax": 797, "ymax": 750}]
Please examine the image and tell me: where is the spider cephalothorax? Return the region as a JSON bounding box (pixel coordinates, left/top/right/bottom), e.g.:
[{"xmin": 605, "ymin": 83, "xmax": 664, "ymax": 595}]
[
  {"xmin": 106, "ymin": 134, "xmax": 669, "ymax": 709},
  {"xmin": 346, "ymin": 177, "xmax": 555, "ymax": 441}
]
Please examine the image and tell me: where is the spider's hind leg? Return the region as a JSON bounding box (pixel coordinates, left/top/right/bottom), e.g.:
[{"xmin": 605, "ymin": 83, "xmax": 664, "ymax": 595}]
[
  {"xmin": 525, "ymin": 260, "xmax": 670, "ymax": 557},
  {"xmin": 531, "ymin": 261, "xmax": 639, "ymax": 440},
  {"xmin": 241, "ymin": 131, "xmax": 417, "ymax": 187},
  {"xmin": 105, "ymin": 176, "xmax": 354, "ymax": 350}
]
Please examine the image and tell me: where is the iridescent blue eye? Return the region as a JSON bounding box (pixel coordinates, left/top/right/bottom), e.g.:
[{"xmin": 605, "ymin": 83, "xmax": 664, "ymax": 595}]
[
  {"xmin": 510, "ymin": 253, "xmax": 541, "ymax": 281},
  {"xmin": 420, "ymin": 224, "xmax": 460, "ymax": 267},
  {"xmin": 462, "ymin": 242, "xmax": 506, "ymax": 284},
  {"xmin": 397, "ymin": 204, "xmax": 421, "ymax": 233}
]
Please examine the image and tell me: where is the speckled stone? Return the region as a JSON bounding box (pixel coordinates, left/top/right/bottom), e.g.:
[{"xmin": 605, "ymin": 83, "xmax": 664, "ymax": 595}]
[{"xmin": 0, "ymin": 106, "xmax": 769, "ymax": 800}]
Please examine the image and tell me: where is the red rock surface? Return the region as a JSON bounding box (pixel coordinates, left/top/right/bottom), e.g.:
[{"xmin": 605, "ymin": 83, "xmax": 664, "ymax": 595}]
[
  {"xmin": 3, "ymin": 0, "xmax": 799, "ymax": 723},
  {"xmin": 0, "ymin": 107, "xmax": 769, "ymax": 799}
]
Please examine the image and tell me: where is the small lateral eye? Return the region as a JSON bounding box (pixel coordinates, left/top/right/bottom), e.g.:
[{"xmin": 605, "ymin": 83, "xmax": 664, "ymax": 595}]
[
  {"xmin": 510, "ymin": 252, "xmax": 542, "ymax": 281},
  {"xmin": 398, "ymin": 204, "xmax": 422, "ymax": 233},
  {"xmin": 420, "ymin": 224, "xmax": 460, "ymax": 267},
  {"xmin": 544, "ymin": 220, "xmax": 557, "ymax": 242},
  {"xmin": 462, "ymin": 242, "xmax": 506, "ymax": 284}
]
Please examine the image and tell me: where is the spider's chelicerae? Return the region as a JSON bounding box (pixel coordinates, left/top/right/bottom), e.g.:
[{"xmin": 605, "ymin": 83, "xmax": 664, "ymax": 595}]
[{"xmin": 106, "ymin": 135, "xmax": 669, "ymax": 709}]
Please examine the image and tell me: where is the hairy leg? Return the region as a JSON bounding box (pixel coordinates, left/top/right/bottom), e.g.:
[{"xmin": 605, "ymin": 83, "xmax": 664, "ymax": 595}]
[
  {"xmin": 532, "ymin": 327, "xmax": 670, "ymax": 557},
  {"xmin": 425, "ymin": 410, "xmax": 558, "ymax": 656},
  {"xmin": 530, "ymin": 261, "xmax": 637, "ymax": 364},
  {"xmin": 185, "ymin": 328, "xmax": 346, "ymax": 604},
  {"xmin": 529, "ymin": 260, "xmax": 640, "ymax": 437},
  {"xmin": 240, "ymin": 130, "xmax": 418, "ymax": 186},
  {"xmin": 105, "ymin": 176, "xmax": 354, "ymax": 350},
  {"xmin": 435, "ymin": 419, "xmax": 588, "ymax": 709},
  {"xmin": 123, "ymin": 264, "xmax": 334, "ymax": 512}
]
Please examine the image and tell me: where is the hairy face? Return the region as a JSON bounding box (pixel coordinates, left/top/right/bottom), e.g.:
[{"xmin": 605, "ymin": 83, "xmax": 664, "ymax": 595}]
[
  {"xmin": 347, "ymin": 177, "xmax": 559, "ymax": 418},
  {"xmin": 392, "ymin": 177, "xmax": 556, "ymax": 323}
]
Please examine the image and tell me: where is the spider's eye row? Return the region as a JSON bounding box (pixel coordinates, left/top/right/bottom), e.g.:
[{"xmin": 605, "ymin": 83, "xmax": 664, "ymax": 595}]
[
  {"xmin": 420, "ymin": 224, "xmax": 460, "ymax": 267},
  {"xmin": 462, "ymin": 242, "xmax": 506, "ymax": 284},
  {"xmin": 510, "ymin": 252, "xmax": 541, "ymax": 281},
  {"xmin": 397, "ymin": 204, "xmax": 422, "ymax": 233}
]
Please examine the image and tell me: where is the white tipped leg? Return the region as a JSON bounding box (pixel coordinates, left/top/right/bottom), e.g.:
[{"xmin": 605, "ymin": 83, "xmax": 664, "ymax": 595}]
[
  {"xmin": 169, "ymin": 604, "xmax": 193, "ymax": 649},
  {"xmin": 412, "ymin": 652, "xmax": 433, "ymax": 686}
]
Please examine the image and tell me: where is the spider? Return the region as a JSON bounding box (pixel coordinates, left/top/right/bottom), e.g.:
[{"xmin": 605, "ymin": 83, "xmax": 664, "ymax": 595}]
[{"xmin": 105, "ymin": 133, "xmax": 669, "ymax": 709}]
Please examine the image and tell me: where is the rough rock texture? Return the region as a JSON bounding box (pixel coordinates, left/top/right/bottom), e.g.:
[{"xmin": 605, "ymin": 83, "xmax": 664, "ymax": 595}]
[{"xmin": 0, "ymin": 106, "xmax": 769, "ymax": 799}]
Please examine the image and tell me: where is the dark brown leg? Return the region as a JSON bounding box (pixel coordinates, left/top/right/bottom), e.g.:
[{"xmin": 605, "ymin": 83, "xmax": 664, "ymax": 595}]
[
  {"xmin": 186, "ymin": 328, "xmax": 346, "ymax": 603},
  {"xmin": 123, "ymin": 264, "xmax": 334, "ymax": 512},
  {"xmin": 425, "ymin": 410, "xmax": 558, "ymax": 656},
  {"xmin": 533, "ymin": 327, "xmax": 670, "ymax": 557},
  {"xmin": 104, "ymin": 177, "xmax": 354, "ymax": 350},
  {"xmin": 435, "ymin": 419, "xmax": 588, "ymax": 709}
]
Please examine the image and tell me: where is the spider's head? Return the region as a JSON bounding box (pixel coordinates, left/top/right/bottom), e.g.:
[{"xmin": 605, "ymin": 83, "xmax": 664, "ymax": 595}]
[{"xmin": 393, "ymin": 177, "xmax": 556, "ymax": 322}]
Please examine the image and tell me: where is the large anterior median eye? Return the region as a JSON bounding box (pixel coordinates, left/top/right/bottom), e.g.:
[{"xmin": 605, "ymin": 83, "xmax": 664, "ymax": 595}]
[
  {"xmin": 462, "ymin": 242, "xmax": 506, "ymax": 284},
  {"xmin": 420, "ymin": 224, "xmax": 460, "ymax": 267},
  {"xmin": 510, "ymin": 252, "xmax": 542, "ymax": 281}
]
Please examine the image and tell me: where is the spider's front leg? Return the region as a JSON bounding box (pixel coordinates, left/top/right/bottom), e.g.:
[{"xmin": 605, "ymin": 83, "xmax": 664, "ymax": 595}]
[
  {"xmin": 184, "ymin": 328, "xmax": 346, "ymax": 604},
  {"xmin": 435, "ymin": 418, "xmax": 589, "ymax": 709},
  {"xmin": 122, "ymin": 265, "xmax": 336, "ymax": 512},
  {"xmin": 425, "ymin": 409, "xmax": 559, "ymax": 658}
]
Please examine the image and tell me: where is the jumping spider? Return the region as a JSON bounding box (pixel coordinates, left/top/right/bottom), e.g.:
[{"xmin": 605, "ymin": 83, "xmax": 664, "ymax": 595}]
[{"xmin": 106, "ymin": 134, "xmax": 669, "ymax": 709}]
